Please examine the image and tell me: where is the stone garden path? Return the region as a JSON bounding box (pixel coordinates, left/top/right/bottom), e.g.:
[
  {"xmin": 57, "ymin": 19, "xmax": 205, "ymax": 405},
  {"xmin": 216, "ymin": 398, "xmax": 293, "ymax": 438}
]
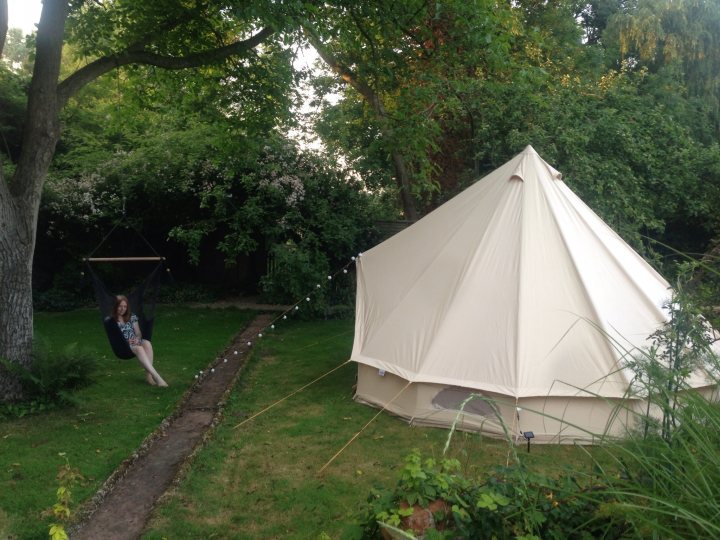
[{"xmin": 71, "ymin": 311, "xmax": 277, "ymax": 540}]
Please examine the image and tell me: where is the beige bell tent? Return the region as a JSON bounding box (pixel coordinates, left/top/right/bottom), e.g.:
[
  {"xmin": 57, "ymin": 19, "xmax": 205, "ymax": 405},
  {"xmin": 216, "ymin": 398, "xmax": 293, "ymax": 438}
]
[{"xmin": 351, "ymin": 146, "xmax": 716, "ymax": 443}]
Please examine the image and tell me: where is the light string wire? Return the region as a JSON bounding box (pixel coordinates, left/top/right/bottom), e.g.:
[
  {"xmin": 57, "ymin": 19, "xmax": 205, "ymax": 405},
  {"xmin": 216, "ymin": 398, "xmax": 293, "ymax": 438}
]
[{"xmin": 257, "ymin": 256, "xmax": 360, "ymax": 339}]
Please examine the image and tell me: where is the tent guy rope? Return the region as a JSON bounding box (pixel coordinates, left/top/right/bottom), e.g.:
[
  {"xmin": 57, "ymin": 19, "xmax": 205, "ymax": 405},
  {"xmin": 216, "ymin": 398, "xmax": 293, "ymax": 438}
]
[
  {"xmin": 318, "ymin": 380, "xmax": 412, "ymax": 474},
  {"xmin": 233, "ymin": 359, "xmax": 351, "ymax": 430}
]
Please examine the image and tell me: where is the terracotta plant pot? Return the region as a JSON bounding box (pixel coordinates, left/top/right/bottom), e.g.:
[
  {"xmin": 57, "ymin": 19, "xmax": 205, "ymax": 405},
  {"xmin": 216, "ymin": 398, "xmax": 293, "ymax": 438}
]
[{"xmin": 381, "ymin": 499, "xmax": 451, "ymax": 539}]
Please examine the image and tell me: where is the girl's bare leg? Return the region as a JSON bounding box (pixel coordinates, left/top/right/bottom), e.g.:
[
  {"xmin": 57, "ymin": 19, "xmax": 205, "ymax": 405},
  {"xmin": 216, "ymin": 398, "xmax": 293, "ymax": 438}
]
[
  {"xmin": 142, "ymin": 340, "xmax": 154, "ymax": 363},
  {"xmin": 140, "ymin": 341, "xmax": 156, "ymax": 384},
  {"xmin": 133, "ymin": 346, "xmax": 168, "ymax": 387}
]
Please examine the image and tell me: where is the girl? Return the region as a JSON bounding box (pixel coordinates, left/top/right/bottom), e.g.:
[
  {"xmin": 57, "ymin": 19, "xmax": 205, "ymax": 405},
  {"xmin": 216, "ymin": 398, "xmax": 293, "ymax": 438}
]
[{"xmin": 113, "ymin": 295, "xmax": 168, "ymax": 387}]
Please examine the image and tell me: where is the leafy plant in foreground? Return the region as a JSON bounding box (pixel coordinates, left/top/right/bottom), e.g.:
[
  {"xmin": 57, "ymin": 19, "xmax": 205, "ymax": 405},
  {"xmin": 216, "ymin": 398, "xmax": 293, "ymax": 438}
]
[
  {"xmin": 358, "ymin": 449, "xmax": 626, "ymax": 539},
  {"xmin": 45, "ymin": 454, "xmax": 84, "ymax": 540}
]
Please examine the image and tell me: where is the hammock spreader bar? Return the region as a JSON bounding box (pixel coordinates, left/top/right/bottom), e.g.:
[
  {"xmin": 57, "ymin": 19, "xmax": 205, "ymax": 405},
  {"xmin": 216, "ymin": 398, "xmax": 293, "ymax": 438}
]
[{"xmin": 84, "ymin": 257, "xmax": 165, "ymax": 262}]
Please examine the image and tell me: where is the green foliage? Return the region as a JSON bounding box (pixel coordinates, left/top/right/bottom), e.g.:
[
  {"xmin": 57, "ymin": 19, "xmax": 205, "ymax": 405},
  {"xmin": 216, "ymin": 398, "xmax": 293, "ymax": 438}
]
[
  {"xmin": 590, "ymin": 393, "xmax": 720, "ymax": 539},
  {"xmin": 310, "ymin": 0, "xmax": 528, "ymax": 210},
  {"xmin": 607, "ymin": 0, "xmax": 720, "ymax": 103},
  {"xmin": 395, "ymin": 451, "xmax": 464, "ymax": 508},
  {"xmin": 34, "ymin": 288, "xmax": 90, "ymax": 313},
  {"xmin": 165, "ymin": 140, "xmax": 383, "ymax": 305},
  {"xmin": 0, "ymin": 63, "xmax": 28, "ymax": 163},
  {"xmin": 156, "ymin": 282, "xmax": 224, "ymax": 305},
  {"xmin": 475, "ymin": 62, "xmax": 720, "ymax": 260},
  {"xmin": 261, "ymin": 241, "xmax": 329, "ymax": 307},
  {"xmin": 33, "ymin": 253, "xmax": 93, "ymax": 313},
  {"xmin": 359, "ymin": 450, "xmax": 627, "ymax": 539},
  {"xmin": 47, "ymin": 454, "xmax": 84, "ymax": 540},
  {"xmin": 0, "ymin": 341, "xmax": 98, "ymax": 418},
  {"xmin": 37, "ymin": 44, "xmax": 382, "ymax": 301},
  {"xmin": 310, "ymin": 0, "xmax": 720, "ymax": 258},
  {"xmin": 624, "ymin": 270, "xmax": 718, "ymax": 441}
]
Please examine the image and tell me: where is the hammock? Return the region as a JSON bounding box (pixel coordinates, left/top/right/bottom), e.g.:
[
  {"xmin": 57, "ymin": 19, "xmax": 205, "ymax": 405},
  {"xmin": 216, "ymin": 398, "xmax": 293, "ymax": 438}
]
[
  {"xmin": 84, "ymin": 219, "xmax": 168, "ymax": 359},
  {"xmin": 86, "ymin": 259, "xmax": 165, "ymax": 359}
]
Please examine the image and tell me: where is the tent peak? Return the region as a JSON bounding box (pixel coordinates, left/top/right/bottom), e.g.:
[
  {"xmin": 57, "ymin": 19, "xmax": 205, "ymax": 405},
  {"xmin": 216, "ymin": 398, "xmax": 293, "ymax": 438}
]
[{"xmin": 514, "ymin": 146, "xmax": 563, "ymax": 181}]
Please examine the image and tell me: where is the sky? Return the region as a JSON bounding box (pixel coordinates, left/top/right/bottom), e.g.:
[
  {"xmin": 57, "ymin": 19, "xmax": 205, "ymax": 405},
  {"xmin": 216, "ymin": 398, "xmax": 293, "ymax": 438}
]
[{"xmin": 7, "ymin": 0, "xmax": 42, "ymax": 35}]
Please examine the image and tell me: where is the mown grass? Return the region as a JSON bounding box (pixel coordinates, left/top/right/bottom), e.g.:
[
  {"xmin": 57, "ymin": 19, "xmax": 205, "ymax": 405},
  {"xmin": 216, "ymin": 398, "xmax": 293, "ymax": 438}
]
[
  {"xmin": 144, "ymin": 319, "xmax": 604, "ymax": 540},
  {"xmin": 0, "ymin": 306, "xmax": 254, "ymax": 540}
]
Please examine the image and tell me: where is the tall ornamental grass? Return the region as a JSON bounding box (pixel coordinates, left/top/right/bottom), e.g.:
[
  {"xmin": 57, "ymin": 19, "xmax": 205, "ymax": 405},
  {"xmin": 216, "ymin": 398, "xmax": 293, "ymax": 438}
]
[{"xmin": 590, "ymin": 272, "xmax": 720, "ymax": 538}]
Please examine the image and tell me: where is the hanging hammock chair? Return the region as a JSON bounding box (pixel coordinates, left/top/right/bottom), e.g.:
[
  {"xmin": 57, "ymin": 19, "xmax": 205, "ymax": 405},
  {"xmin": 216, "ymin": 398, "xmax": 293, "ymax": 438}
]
[{"xmin": 84, "ymin": 222, "xmax": 168, "ymax": 360}]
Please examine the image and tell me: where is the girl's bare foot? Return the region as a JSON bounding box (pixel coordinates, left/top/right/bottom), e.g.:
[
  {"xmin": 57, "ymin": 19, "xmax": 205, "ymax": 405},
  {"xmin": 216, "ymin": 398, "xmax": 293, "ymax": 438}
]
[{"xmin": 146, "ymin": 372, "xmax": 157, "ymax": 386}]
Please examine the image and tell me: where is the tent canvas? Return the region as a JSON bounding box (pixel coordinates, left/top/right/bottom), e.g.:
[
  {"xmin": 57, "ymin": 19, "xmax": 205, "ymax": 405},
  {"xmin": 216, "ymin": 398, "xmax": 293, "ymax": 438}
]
[{"xmin": 350, "ymin": 146, "xmax": 716, "ymax": 443}]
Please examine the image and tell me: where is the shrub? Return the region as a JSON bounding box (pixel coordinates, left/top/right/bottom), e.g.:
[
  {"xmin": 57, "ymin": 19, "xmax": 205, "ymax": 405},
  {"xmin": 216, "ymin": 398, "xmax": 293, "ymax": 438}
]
[
  {"xmin": 358, "ymin": 450, "xmax": 627, "ymax": 539},
  {"xmin": 0, "ymin": 341, "xmax": 98, "ymax": 418},
  {"xmin": 156, "ymin": 281, "xmax": 223, "ymax": 304},
  {"xmin": 34, "ymin": 261, "xmax": 94, "ymax": 312},
  {"xmin": 33, "ymin": 288, "xmax": 90, "ymax": 312}
]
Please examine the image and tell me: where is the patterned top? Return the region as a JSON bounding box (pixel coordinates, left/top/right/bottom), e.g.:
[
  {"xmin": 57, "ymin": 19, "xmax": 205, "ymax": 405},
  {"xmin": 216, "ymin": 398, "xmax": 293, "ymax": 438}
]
[{"xmin": 117, "ymin": 314, "xmax": 143, "ymax": 345}]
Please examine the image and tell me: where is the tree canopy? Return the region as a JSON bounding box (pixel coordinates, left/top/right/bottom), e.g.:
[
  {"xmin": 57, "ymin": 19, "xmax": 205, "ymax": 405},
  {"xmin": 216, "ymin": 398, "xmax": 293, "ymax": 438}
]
[{"xmin": 1, "ymin": 0, "xmax": 720, "ymax": 401}]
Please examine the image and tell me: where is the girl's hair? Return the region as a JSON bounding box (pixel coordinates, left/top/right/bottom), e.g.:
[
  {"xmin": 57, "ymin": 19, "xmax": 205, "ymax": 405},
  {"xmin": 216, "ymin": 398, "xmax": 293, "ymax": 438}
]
[{"xmin": 113, "ymin": 295, "xmax": 132, "ymax": 322}]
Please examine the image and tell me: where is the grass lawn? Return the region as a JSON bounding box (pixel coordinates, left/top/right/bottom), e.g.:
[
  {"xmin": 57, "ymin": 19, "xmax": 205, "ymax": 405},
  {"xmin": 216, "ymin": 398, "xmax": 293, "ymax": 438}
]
[
  {"xmin": 0, "ymin": 306, "xmax": 255, "ymax": 540},
  {"xmin": 143, "ymin": 319, "xmax": 603, "ymax": 540}
]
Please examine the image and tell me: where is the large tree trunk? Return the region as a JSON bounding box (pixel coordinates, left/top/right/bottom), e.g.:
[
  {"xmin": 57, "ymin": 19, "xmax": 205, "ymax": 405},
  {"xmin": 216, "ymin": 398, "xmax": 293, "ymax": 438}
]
[
  {"xmin": 0, "ymin": 0, "xmax": 66, "ymax": 401},
  {"xmin": 390, "ymin": 150, "xmax": 418, "ymax": 220},
  {"xmin": 0, "ymin": 197, "xmax": 36, "ymax": 400}
]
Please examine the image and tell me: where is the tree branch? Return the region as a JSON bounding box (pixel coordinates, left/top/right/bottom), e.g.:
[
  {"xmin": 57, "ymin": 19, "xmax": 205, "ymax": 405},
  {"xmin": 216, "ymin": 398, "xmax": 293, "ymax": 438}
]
[
  {"xmin": 348, "ymin": 8, "xmax": 378, "ymax": 65},
  {"xmin": 303, "ymin": 25, "xmax": 379, "ymax": 110},
  {"xmin": 57, "ymin": 26, "xmax": 274, "ymax": 107},
  {"xmin": 389, "ymin": 12, "xmax": 432, "ymax": 58}
]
